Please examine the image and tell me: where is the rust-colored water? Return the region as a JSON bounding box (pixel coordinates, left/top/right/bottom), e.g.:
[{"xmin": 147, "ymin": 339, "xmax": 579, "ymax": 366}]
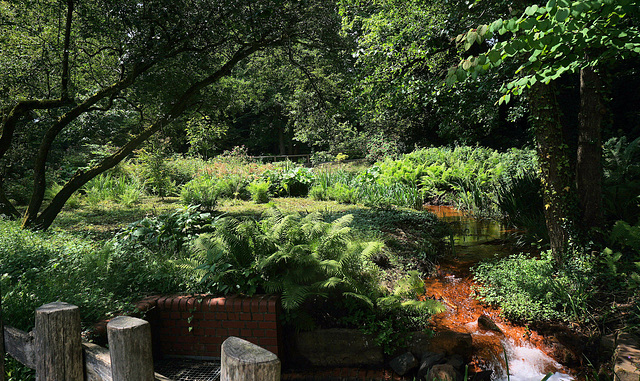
[{"xmin": 423, "ymin": 206, "xmax": 575, "ymax": 378}]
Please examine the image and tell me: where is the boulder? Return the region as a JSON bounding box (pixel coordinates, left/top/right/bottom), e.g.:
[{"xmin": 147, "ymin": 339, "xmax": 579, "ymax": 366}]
[
  {"xmin": 409, "ymin": 330, "xmax": 473, "ymax": 360},
  {"xmin": 294, "ymin": 329, "xmax": 384, "ymax": 367},
  {"xmin": 426, "ymin": 364, "xmax": 459, "ymax": 381},
  {"xmin": 389, "ymin": 352, "xmax": 419, "ymax": 376},
  {"xmin": 417, "ymin": 352, "xmax": 445, "ymax": 379},
  {"xmin": 428, "ymin": 331, "xmax": 473, "ymax": 359},
  {"xmin": 477, "ymin": 315, "xmax": 502, "ymax": 334},
  {"xmin": 614, "ymin": 332, "xmax": 640, "ymax": 381},
  {"xmin": 445, "ymin": 354, "xmax": 464, "ymax": 370}
]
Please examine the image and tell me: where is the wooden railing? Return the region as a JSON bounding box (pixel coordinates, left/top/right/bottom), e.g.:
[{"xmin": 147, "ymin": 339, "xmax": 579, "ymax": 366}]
[{"xmin": 1, "ymin": 301, "xmax": 280, "ymax": 381}]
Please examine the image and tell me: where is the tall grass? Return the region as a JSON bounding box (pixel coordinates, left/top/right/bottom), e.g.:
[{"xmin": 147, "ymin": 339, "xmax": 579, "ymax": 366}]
[{"xmin": 84, "ymin": 173, "xmax": 146, "ymax": 206}]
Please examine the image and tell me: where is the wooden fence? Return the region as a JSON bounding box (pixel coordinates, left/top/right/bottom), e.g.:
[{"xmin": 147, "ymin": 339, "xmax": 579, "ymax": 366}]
[{"xmin": 1, "ymin": 301, "xmax": 280, "ymax": 381}]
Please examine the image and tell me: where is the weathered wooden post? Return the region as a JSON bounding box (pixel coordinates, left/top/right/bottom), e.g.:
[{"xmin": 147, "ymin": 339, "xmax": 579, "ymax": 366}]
[
  {"xmin": 221, "ymin": 336, "xmax": 280, "ymax": 381},
  {"xmin": 107, "ymin": 316, "xmax": 154, "ymax": 381},
  {"xmin": 34, "ymin": 302, "xmax": 83, "ymax": 381}
]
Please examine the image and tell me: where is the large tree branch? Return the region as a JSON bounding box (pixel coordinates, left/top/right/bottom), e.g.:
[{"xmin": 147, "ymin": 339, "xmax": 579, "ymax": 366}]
[
  {"xmin": 22, "ymin": 61, "xmax": 156, "ymax": 227},
  {"xmin": 0, "ymin": 98, "xmax": 73, "ymax": 160},
  {"xmin": 32, "ymin": 43, "xmax": 264, "ymax": 230}
]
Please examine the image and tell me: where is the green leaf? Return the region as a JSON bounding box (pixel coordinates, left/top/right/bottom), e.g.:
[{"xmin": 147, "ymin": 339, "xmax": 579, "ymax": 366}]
[
  {"xmin": 546, "ymin": 0, "xmax": 557, "ymax": 10},
  {"xmin": 555, "ymin": 8, "xmax": 570, "ymax": 21},
  {"xmin": 525, "ymin": 5, "xmax": 539, "ymax": 16},
  {"xmin": 490, "ymin": 19, "xmax": 503, "ymax": 32},
  {"xmin": 478, "ymin": 24, "xmax": 489, "ymax": 37},
  {"xmin": 488, "ymin": 49, "xmax": 501, "ymax": 63},
  {"xmin": 467, "ymin": 31, "xmax": 478, "ymax": 45}
]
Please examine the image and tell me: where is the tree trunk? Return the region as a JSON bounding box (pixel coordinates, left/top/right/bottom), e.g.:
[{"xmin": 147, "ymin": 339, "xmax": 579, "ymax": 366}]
[
  {"xmin": 529, "ymin": 82, "xmax": 576, "ymax": 263},
  {"xmin": 577, "ymin": 65, "xmax": 605, "ymax": 230}
]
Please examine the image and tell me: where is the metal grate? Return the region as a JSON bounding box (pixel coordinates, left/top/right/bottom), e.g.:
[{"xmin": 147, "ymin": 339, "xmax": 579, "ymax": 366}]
[{"xmin": 155, "ymin": 358, "xmax": 221, "ymax": 381}]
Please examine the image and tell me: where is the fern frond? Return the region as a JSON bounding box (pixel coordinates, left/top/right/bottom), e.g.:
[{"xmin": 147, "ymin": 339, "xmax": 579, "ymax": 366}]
[
  {"xmin": 281, "ymin": 284, "xmax": 313, "ymax": 310},
  {"xmin": 315, "ymin": 276, "xmax": 343, "ymax": 289},
  {"xmin": 400, "ymin": 299, "xmax": 446, "ymax": 315},
  {"xmin": 343, "ymin": 292, "xmax": 374, "ymax": 308}
]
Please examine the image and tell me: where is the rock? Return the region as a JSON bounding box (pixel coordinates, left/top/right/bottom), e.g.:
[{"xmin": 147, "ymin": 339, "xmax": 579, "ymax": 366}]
[
  {"xmin": 389, "ymin": 352, "xmax": 419, "ymax": 376},
  {"xmin": 545, "ymin": 335, "xmax": 578, "ymax": 365},
  {"xmin": 445, "ymin": 354, "xmax": 464, "ymax": 370},
  {"xmin": 408, "ymin": 331, "xmax": 433, "ymax": 357},
  {"xmin": 477, "ymin": 315, "xmax": 502, "ymax": 334},
  {"xmin": 295, "ymin": 329, "xmax": 384, "ymax": 367},
  {"xmin": 614, "ymin": 332, "xmax": 640, "ymax": 381},
  {"xmin": 417, "ymin": 352, "xmax": 445, "ymax": 379},
  {"xmin": 426, "ymin": 364, "xmax": 459, "ymax": 381},
  {"xmin": 428, "ymin": 331, "xmax": 473, "ymax": 359}
]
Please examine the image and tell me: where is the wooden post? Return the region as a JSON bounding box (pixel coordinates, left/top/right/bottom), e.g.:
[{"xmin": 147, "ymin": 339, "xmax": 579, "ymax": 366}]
[
  {"xmin": 107, "ymin": 316, "xmax": 154, "ymax": 381},
  {"xmin": 221, "ymin": 336, "xmax": 280, "ymax": 381},
  {"xmin": 34, "ymin": 302, "xmax": 83, "ymax": 381}
]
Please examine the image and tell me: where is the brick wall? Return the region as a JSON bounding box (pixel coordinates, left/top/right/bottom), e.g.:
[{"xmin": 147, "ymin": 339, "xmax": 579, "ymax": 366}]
[{"xmin": 136, "ymin": 294, "xmax": 282, "ymax": 359}]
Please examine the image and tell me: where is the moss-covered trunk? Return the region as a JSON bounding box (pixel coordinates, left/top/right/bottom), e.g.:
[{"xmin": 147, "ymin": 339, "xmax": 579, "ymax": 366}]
[{"xmin": 529, "ymin": 82, "xmax": 576, "ymax": 263}]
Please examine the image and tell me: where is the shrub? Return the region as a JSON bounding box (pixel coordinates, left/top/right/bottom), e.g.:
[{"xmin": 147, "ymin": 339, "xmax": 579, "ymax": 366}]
[
  {"xmin": 473, "ymin": 249, "xmax": 596, "ymax": 322},
  {"xmin": 180, "ymin": 176, "xmax": 220, "ymax": 211},
  {"xmin": 247, "ymin": 180, "xmax": 271, "ymax": 203}
]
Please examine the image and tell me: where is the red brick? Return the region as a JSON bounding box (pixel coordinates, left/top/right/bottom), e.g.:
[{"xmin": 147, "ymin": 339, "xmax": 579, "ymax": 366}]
[
  {"xmin": 209, "ymin": 298, "xmax": 227, "ymax": 306},
  {"xmin": 250, "ymin": 300, "xmax": 260, "ymax": 313},
  {"xmin": 252, "ymin": 329, "xmax": 265, "ymax": 337},
  {"xmin": 205, "ymin": 328, "xmax": 217, "ymax": 336},
  {"xmin": 225, "ymin": 321, "xmax": 244, "ymax": 329},
  {"xmin": 258, "ymin": 296, "xmax": 270, "ymax": 313},
  {"xmin": 240, "ymin": 312, "xmax": 252, "ymax": 321},
  {"xmin": 264, "ymin": 329, "xmax": 278, "ymax": 338},
  {"xmin": 157, "ymin": 296, "xmax": 170, "ymax": 309},
  {"xmin": 259, "ymin": 321, "xmax": 278, "ymax": 330},
  {"xmin": 227, "ymin": 328, "xmax": 240, "ymax": 336},
  {"xmin": 205, "ymin": 344, "xmax": 221, "ymax": 354},
  {"xmin": 170, "ymin": 311, "xmax": 181, "ymax": 319},
  {"xmin": 163, "ymin": 319, "xmax": 176, "ymax": 327},
  {"xmin": 192, "ymin": 312, "xmax": 204, "ymax": 321},
  {"xmin": 226, "ymin": 312, "xmax": 239, "ymax": 321},
  {"xmin": 240, "ymin": 328, "xmax": 252, "ymax": 337},
  {"xmin": 242, "ymin": 299, "xmax": 252, "ymax": 313},
  {"xmin": 216, "ymin": 328, "xmax": 229, "ymax": 337},
  {"xmin": 186, "ymin": 297, "xmax": 198, "ymax": 311},
  {"xmin": 264, "ymin": 313, "xmax": 277, "ymax": 322},
  {"xmin": 215, "ymin": 312, "xmax": 228, "ymax": 320},
  {"xmin": 200, "ymin": 336, "xmax": 221, "ymax": 344},
  {"xmin": 267, "ymin": 299, "xmax": 277, "ymax": 313},
  {"xmin": 200, "ymin": 320, "xmax": 221, "ymax": 329},
  {"xmin": 258, "ymin": 337, "xmax": 278, "ymax": 347},
  {"xmin": 245, "ymin": 321, "xmax": 259, "ymax": 329}
]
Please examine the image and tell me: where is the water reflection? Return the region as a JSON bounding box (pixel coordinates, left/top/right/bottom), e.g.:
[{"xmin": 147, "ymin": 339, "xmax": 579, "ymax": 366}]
[{"xmin": 423, "ymin": 206, "xmax": 574, "ymax": 380}]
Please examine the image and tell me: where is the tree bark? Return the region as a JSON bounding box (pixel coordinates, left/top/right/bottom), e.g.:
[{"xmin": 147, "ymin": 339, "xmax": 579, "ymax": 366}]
[
  {"xmin": 577, "ymin": 65, "xmax": 605, "ymax": 230},
  {"xmin": 529, "ymin": 82, "xmax": 576, "ymax": 263}
]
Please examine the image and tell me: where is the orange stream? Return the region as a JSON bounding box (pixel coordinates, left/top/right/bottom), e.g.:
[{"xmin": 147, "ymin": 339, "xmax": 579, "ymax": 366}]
[{"xmin": 422, "ymin": 206, "xmax": 574, "ymax": 376}]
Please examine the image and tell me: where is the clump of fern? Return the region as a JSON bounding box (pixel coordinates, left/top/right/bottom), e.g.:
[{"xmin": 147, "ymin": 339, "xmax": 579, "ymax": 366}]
[{"xmin": 187, "ymin": 207, "xmax": 442, "ymax": 330}]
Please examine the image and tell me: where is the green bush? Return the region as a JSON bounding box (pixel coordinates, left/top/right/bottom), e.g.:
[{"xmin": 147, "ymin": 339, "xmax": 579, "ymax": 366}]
[
  {"xmin": 473, "ymin": 249, "xmax": 596, "ymax": 322},
  {"xmin": 0, "ymin": 216, "xmax": 201, "ymax": 332},
  {"xmin": 180, "ymin": 176, "xmax": 221, "ymax": 211},
  {"xmin": 247, "ymin": 180, "xmax": 271, "ymax": 203},
  {"xmin": 83, "ymin": 173, "xmax": 146, "ymax": 206}
]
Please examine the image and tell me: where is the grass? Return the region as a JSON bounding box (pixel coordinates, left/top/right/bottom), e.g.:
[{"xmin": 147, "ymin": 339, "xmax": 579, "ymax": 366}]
[{"xmin": 52, "ymin": 197, "xmax": 181, "ymax": 240}]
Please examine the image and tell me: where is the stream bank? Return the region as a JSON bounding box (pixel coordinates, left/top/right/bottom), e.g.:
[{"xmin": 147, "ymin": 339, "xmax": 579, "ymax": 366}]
[{"xmin": 424, "ymin": 206, "xmax": 580, "ymax": 380}]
